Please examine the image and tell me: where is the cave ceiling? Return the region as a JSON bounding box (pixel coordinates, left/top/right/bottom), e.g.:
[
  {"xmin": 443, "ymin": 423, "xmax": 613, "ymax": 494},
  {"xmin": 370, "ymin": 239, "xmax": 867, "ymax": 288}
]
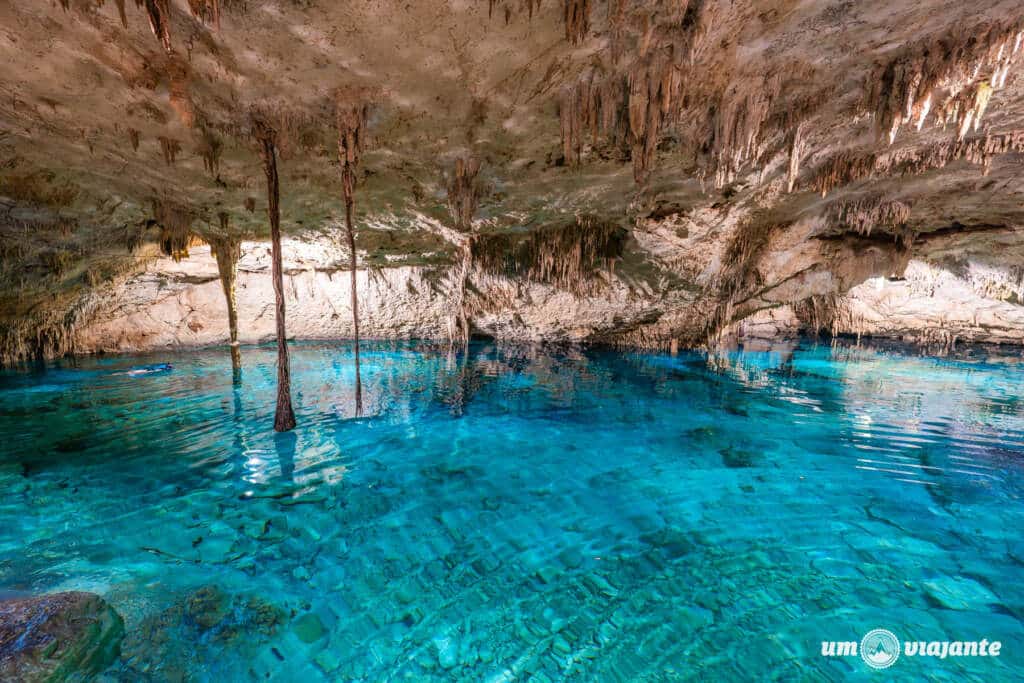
[{"xmin": 1, "ymin": 0, "xmax": 1024, "ymax": 341}]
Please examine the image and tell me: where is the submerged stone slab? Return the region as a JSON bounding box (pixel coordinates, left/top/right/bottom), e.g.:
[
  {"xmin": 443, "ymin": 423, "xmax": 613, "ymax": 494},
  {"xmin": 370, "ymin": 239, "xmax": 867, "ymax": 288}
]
[{"xmin": 0, "ymin": 591, "xmax": 124, "ymax": 682}]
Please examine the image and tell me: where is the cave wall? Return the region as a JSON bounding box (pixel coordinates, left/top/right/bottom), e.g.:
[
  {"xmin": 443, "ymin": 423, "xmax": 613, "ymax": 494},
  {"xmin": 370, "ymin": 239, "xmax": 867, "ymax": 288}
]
[
  {"xmin": 74, "ymin": 235, "xmax": 664, "ymax": 352},
  {"xmin": 831, "ymin": 230, "xmax": 1024, "ymax": 345},
  {"xmin": 72, "ymin": 218, "xmax": 1024, "ymax": 354}
]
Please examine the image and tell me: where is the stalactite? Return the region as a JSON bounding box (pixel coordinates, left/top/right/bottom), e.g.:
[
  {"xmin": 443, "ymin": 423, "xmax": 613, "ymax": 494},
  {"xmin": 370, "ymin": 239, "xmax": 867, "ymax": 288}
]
[
  {"xmin": 718, "ymin": 218, "xmax": 777, "ymax": 300},
  {"xmin": 710, "ymin": 72, "xmax": 788, "ymax": 188},
  {"xmin": 936, "ymin": 80, "xmax": 994, "ymax": 140},
  {"xmin": 152, "ymin": 200, "xmax": 197, "ymax": 261},
  {"xmin": 865, "ymin": 19, "xmax": 1024, "ymax": 144},
  {"xmin": 809, "ymin": 150, "xmax": 877, "ymax": 197},
  {"xmin": 187, "ymin": 0, "xmax": 220, "ymax": 30},
  {"xmin": 114, "ymin": 0, "xmax": 128, "ymax": 28},
  {"xmin": 143, "ymin": 0, "xmax": 173, "ymax": 54},
  {"xmin": 793, "ymin": 294, "xmax": 841, "ymax": 338},
  {"xmin": 0, "ymin": 297, "xmax": 97, "ymax": 367},
  {"xmin": 197, "ymin": 128, "xmax": 222, "ymax": 177},
  {"xmin": 526, "ymin": 0, "xmax": 541, "ymax": 22},
  {"xmin": 336, "ymin": 98, "xmax": 369, "ymax": 416},
  {"xmin": 627, "ymin": 54, "xmax": 682, "ymax": 184},
  {"xmin": 677, "ymin": 0, "xmax": 713, "ymax": 65},
  {"xmin": 555, "ymin": 1, "xmax": 722, "ymax": 184},
  {"xmin": 208, "ymin": 213, "xmax": 241, "ymax": 375},
  {"xmin": 559, "ymin": 67, "xmax": 629, "ymax": 168},
  {"xmin": 446, "ymin": 156, "xmax": 482, "ymax": 232},
  {"xmin": 443, "ymin": 156, "xmax": 483, "ymax": 347},
  {"xmin": 472, "ymin": 216, "xmax": 625, "ymax": 295},
  {"xmin": 123, "ymin": 219, "xmax": 150, "ymax": 254},
  {"xmin": 607, "ymin": 0, "xmax": 627, "ymax": 63},
  {"xmin": 703, "ymin": 216, "xmax": 783, "ymax": 344},
  {"xmin": 167, "ymin": 60, "xmax": 195, "ymax": 128},
  {"xmin": 809, "ymin": 129, "xmax": 1024, "ymax": 195},
  {"xmin": 563, "ymin": 0, "xmax": 590, "ymax": 46},
  {"xmin": 253, "ymin": 117, "xmax": 296, "ymax": 433},
  {"xmin": 449, "ymin": 240, "xmax": 474, "ymax": 347},
  {"xmin": 827, "ymin": 196, "xmax": 911, "ymax": 237},
  {"xmin": 0, "ymin": 239, "xmax": 147, "ymax": 365},
  {"xmin": 786, "ymin": 122, "xmax": 804, "ymax": 193},
  {"xmin": 559, "ymin": 85, "xmax": 582, "ymax": 165},
  {"xmin": 158, "ymin": 136, "xmax": 181, "ymax": 165}
]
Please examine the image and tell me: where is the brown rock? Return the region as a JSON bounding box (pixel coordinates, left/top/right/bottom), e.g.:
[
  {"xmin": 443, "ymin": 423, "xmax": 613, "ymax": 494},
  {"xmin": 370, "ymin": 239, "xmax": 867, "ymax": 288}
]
[{"xmin": 0, "ymin": 591, "xmax": 125, "ymax": 682}]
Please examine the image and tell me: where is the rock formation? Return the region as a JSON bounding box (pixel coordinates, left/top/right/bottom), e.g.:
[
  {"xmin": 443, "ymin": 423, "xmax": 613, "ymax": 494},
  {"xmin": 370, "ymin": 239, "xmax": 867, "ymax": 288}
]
[
  {"xmin": 207, "ymin": 217, "xmax": 242, "ymax": 374},
  {"xmin": 336, "ymin": 94, "xmax": 370, "ymax": 413},
  {"xmin": 1, "ymin": 0, "xmax": 1023, "ymax": 361},
  {"xmin": 0, "ymin": 591, "xmax": 125, "ymax": 681},
  {"xmin": 252, "ymin": 115, "xmax": 296, "ymax": 432}
]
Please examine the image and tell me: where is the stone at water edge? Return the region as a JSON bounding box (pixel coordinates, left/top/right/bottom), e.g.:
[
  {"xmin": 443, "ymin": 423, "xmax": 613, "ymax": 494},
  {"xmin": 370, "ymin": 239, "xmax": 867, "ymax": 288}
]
[{"xmin": 0, "ymin": 591, "xmax": 125, "ymax": 681}]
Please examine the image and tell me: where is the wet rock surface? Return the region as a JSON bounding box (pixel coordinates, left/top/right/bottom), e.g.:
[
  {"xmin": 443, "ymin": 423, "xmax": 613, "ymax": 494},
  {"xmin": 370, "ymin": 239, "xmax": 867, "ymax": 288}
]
[{"xmin": 0, "ymin": 591, "xmax": 124, "ymax": 682}]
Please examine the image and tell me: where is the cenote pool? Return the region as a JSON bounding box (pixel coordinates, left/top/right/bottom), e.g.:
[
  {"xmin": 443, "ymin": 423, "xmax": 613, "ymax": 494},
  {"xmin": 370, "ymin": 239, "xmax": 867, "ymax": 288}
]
[{"xmin": 1, "ymin": 340, "xmax": 1022, "ymax": 681}]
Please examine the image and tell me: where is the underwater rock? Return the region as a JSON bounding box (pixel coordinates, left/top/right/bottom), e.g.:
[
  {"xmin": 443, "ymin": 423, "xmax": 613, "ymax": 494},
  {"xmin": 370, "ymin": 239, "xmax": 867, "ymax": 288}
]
[
  {"xmin": 434, "ymin": 634, "xmax": 458, "ymax": 670},
  {"xmin": 556, "ymin": 547, "xmax": 584, "ymax": 570},
  {"xmin": 314, "ymin": 646, "xmax": 342, "ymax": 674},
  {"xmin": 719, "ymin": 446, "xmax": 760, "ymax": 468},
  {"xmin": 0, "ymin": 463, "xmax": 30, "ymax": 495},
  {"xmin": 640, "ymin": 526, "xmax": 698, "ymax": 561},
  {"xmin": 185, "ymin": 585, "xmax": 230, "ymax": 631},
  {"xmin": 0, "ymin": 591, "xmax": 125, "ymax": 682},
  {"xmin": 683, "ymin": 425, "xmax": 721, "ymax": 444},
  {"xmin": 922, "ymin": 576, "xmax": 1000, "ymax": 611},
  {"xmin": 292, "ymin": 613, "xmax": 326, "ymax": 643},
  {"xmin": 121, "ymin": 586, "xmax": 284, "ymax": 678}
]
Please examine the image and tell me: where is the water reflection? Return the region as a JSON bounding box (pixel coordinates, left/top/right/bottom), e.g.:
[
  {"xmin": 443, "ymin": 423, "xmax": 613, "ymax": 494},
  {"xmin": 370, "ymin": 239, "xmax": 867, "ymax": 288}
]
[
  {"xmin": 273, "ymin": 431, "xmax": 297, "ymax": 482},
  {"xmin": 0, "ymin": 340, "xmax": 1022, "ymax": 680}
]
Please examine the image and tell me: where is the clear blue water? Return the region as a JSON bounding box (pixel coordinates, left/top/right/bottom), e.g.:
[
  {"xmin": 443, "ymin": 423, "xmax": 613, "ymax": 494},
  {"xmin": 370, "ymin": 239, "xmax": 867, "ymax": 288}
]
[{"xmin": 1, "ymin": 340, "xmax": 1023, "ymax": 681}]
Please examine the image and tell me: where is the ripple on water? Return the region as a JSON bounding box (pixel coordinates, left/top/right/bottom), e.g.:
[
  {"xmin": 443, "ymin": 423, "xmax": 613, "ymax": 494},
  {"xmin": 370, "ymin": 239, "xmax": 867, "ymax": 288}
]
[{"xmin": 0, "ymin": 340, "xmax": 1023, "ymax": 680}]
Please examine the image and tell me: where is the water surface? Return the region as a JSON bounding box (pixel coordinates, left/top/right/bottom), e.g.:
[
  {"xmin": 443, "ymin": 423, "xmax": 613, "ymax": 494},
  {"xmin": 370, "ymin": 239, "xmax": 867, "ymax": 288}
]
[{"xmin": 1, "ymin": 340, "xmax": 1022, "ymax": 681}]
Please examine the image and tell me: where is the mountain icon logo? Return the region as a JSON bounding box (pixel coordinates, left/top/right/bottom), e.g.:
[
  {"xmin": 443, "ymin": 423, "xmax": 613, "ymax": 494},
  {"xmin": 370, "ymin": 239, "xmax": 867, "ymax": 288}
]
[{"xmin": 861, "ymin": 628, "xmax": 901, "ymax": 669}]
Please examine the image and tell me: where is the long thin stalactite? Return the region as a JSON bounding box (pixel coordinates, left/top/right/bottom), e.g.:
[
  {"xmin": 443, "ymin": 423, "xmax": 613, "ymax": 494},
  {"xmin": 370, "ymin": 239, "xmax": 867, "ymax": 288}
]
[
  {"xmin": 208, "ymin": 212, "xmax": 242, "ymax": 378},
  {"xmin": 253, "ymin": 118, "xmax": 296, "ymax": 432},
  {"xmin": 446, "ymin": 156, "xmax": 482, "ymax": 346},
  {"xmin": 336, "ymin": 100, "xmax": 369, "ymax": 416}
]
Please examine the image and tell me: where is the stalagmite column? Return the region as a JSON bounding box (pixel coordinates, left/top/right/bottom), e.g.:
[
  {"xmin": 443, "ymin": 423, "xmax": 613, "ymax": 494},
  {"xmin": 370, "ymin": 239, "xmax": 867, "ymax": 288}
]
[
  {"xmin": 209, "ymin": 213, "xmax": 242, "ymax": 376},
  {"xmin": 253, "ymin": 119, "xmax": 296, "ymax": 432},
  {"xmin": 336, "ymin": 100, "xmax": 369, "ymax": 416}
]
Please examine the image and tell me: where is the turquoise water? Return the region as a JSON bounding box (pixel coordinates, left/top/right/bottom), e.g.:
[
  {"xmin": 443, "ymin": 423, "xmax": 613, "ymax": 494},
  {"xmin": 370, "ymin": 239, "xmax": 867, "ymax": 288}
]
[{"xmin": 1, "ymin": 340, "xmax": 1023, "ymax": 681}]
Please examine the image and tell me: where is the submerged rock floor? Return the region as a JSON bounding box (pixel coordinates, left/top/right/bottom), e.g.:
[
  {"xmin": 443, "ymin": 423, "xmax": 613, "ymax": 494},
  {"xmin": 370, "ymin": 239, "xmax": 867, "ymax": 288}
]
[{"xmin": 1, "ymin": 340, "xmax": 1022, "ymax": 680}]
